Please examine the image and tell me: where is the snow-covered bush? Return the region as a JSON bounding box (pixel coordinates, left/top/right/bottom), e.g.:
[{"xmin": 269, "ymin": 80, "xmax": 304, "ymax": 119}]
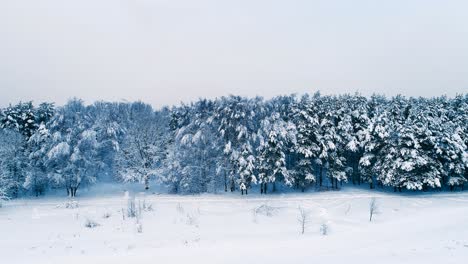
[
  {"xmin": 127, "ymin": 197, "xmax": 139, "ymax": 218},
  {"xmin": 84, "ymin": 218, "xmax": 100, "ymax": 228},
  {"xmin": 64, "ymin": 200, "xmax": 79, "ymax": 209},
  {"xmin": 136, "ymin": 221, "xmax": 143, "ymax": 233},
  {"xmin": 102, "ymin": 211, "xmax": 112, "ymax": 219},
  {"xmin": 185, "ymin": 213, "xmax": 199, "ymax": 227},
  {"xmin": 141, "ymin": 200, "xmax": 153, "ymax": 212},
  {"xmin": 254, "ymin": 204, "xmax": 278, "ymax": 217},
  {"xmin": 176, "ymin": 203, "xmax": 184, "ymax": 214},
  {"xmin": 320, "ymin": 223, "xmax": 329, "ymax": 236}
]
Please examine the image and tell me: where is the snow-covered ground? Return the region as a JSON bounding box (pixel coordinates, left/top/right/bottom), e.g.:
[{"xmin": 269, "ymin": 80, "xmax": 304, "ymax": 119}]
[{"xmin": 1, "ymin": 185, "xmax": 468, "ymax": 264}]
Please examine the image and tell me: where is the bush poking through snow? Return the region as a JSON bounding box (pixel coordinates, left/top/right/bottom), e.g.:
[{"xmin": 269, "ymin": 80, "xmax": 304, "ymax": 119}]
[
  {"xmin": 186, "ymin": 213, "xmax": 199, "ymax": 227},
  {"xmin": 102, "ymin": 212, "xmax": 112, "ymax": 219},
  {"xmin": 254, "ymin": 204, "xmax": 278, "ymax": 217},
  {"xmin": 127, "ymin": 197, "xmax": 139, "ymax": 218},
  {"xmin": 141, "ymin": 200, "xmax": 153, "ymax": 212},
  {"xmin": 136, "ymin": 221, "xmax": 143, "ymax": 233},
  {"xmin": 320, "ymin": 223, "xmax": 329, "ymax": 236},
  {"xmin": 65, "ymin": 200, "xmax": 79, "ymax": 209},
  {"xmin": 176, "ymin": 203, "xmax": 184, "ymax": 214},
  {"xmin": 297, "ymin": 206, "xmax": 311, "ymax": 235},
  {"xmin": 84, "ymin": 218, "xmax": 100, "ymax": 228}
]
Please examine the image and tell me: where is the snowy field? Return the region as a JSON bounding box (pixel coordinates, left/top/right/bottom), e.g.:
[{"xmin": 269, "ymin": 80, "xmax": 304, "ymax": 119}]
[{"xmin": 1, "ymin": 185, "xmax": 468, "ymax": 264}]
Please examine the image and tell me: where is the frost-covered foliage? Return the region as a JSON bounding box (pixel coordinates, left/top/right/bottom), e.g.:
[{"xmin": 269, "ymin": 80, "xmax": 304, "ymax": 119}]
[
  {"xmin": 0, "ymin": 129, "xmax": 27, "ymax": 198},
  {"xmin": 1, "ymin": 93, "xmax": 467, "ymax": 198},
  {"xmin": 257, "ymin": 112, "xmax": 296, "ymax": 193},
  {"xmin": 116, "ymin": 102, "xmax": 168, "ymax": 190},
  {"xmin": 42, "ymin": 99, "xmax": 100, "ymax": 197}
]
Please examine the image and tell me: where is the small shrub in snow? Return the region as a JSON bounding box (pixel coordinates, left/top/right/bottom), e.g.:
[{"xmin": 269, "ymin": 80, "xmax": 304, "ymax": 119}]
[
  {"xmin": 84, "ymin": 218, "xmax": 100, "ymax": 228},
  {"xmin": 186, "ymin": 213, "xmax": 199, "ymax": 227},
  {"xmin": 127, "ymin": 197, "xmax": 139, "ymax": 218},
  {"xmin": 176, "ymin": 203, "xmax": 184, "ymax": 214},
  {"xmin": 65, "ymin": 200, "xmax": 79, "ymax": 209},
  {"xmin": 254, "ymin": 204, "xmax": 278, "ymax": 217},
  {"xmin": 136, "ymin": 221, "xmax": 143, "ymax": 233},
  {"xmin": 141, "ymin": 200, "xmax": 153, "ymax": 212},
  {"xmin": 102, "ymin": 212, "xmax": 112, "ymax": 219},
  {"xmin": 320, "ymin": 223, "xmax": 329, "ymax": 236}
]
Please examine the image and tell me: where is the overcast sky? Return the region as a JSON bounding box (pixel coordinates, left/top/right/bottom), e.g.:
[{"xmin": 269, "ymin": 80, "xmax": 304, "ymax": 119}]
[{"xmin": 1, "ymin": 0, "xmax": 467, "ymax": 108}]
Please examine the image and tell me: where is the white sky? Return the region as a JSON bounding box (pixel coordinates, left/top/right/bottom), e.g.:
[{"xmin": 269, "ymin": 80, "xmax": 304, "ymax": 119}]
[{"xmin": 1, "ymin": 0, "xmax": 467, "ymax": 107}]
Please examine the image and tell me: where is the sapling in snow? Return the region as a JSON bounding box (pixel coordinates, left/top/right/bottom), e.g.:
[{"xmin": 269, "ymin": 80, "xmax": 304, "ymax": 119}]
[
  {"xmin": 297, "ymin": 206, "xmax": 311, "ymax": 235},
  {"xmin": 369, "ymin": 197, "xmax": 379, "ymax": 222}
]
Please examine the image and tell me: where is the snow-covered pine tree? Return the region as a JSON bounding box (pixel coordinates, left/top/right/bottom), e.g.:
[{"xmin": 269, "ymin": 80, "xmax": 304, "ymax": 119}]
[
  {"xmin": 339, "ymin": 94, "xmax": 371, "ymax": 185},
  {"xmin": 168, "ymin": 99, "xmax": 222, "ymax": 193},
  {"xmin": 291, "ymin": 94, "xmax": 319, "ymax": 191},
  {"xmin": 375, "ymin": 100, "xmax": 442, "ymax": 191},
  {"xmin": 44, "ymin": 99, "xmax": 100, "ymax": 197},
  {"xmin": 23, "ymin": 103, "xmax": 55, "ymax": 196},
  {"xmin": 24, "ymin": 123, "xmax": 50, "ymax": 196},
  {"xmin": 0, "ymin": 101, "xmax": 37, "ymax": 138},
  {"xmin": 0, "ymin": 129, "xmax": 27, "ymax": 198},
  {"xmin": 257, "ymin": 112, "xmax": 296, "ymax": 193},
  {"xmin": 215, "ymin": 96, "xmax": 262, "ymax": 194},
  {"xmin": 435, "ymin": 127, "xmax": 468, "ymax": 190}
]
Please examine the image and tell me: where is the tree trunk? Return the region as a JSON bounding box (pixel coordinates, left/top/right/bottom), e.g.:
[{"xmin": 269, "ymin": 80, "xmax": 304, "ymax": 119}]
[
  {"xmin": 319, "ymin": 166, "xmax": 323, "ymax": 187},
  {"xmin": 224, "ymin": 171, "xmax": 228, "ymax": 192},
  {"xmin": 144, "ymin": 175, "xmax": 149, "ymax": 190},
  {"xmin": 230, "ymin": 179, "xmax": 235, "ymax": 192}
]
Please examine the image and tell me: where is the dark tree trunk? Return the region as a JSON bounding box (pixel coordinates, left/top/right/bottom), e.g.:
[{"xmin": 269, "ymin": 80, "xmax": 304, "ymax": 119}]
[
  {"xmin": 224, "ymin": 171, "xmax": 227, "ymax": 192},
  {"xmin": 230, "ymin": 179, "xmax": 235, "ymax": 192},
  {"xmin": 319, "ymin": 166, "xmax": 323, "ymax": 187}
]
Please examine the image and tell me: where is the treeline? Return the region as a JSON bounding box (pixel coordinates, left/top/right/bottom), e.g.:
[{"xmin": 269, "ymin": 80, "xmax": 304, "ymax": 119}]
[{"xmin": 0, "ymin": 93, "xmax": 467, "ymax": 198}]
